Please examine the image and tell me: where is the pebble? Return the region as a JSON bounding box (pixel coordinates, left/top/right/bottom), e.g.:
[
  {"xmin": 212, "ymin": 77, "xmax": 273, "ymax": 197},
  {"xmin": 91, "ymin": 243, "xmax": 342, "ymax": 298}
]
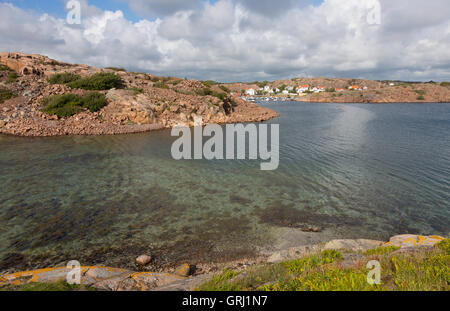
[{"xmin": 136, "ymin": 255, "xmax": 152, "ymax": 266}]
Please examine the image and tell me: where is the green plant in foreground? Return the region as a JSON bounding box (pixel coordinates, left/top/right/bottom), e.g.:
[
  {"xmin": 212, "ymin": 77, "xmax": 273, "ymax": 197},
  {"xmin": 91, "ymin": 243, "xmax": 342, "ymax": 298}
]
[
  {"xmin": 0, "ymin": 280, "xmax": 94, "ymax": 291},
  {"xmin": 282, "ymin": 250, "xmax": 343, "ymax": 275},
  {"xmin": 436, "ymin": 239, "xmax": 450, "ymax": 254},
  {"xmin": 67, "ymin": 72, "xmax": 121, "ymax": 90},
  {"xmin": 364, "ymin": 246, "xmax": 400, "ymax": 256},
  {"xmin": 41, "ymin": 92, "xmax": 108, "ymax": 117},
  {"xmin": 47, "ymin": 72, "xmax": 81, "ymax": 85},
  {"xmin": 196, "ymin": 245, "xmax": 449, "ymax": 292},
  {"xmin": 196, "ymin": 269, "xmax": 241, "ymax": 291}
]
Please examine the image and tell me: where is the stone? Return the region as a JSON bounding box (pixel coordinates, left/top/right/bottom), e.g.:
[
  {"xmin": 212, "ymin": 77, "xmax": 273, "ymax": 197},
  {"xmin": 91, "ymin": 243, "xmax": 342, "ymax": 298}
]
[
  {"xmin": 174, "ymin": 264, "xmax": 195, "ymax": 277},
  {"xmin": 267, "ymin": 244, "xmax": 322, "ymax": 263},
  {"xmin": 0, "ymin": 120, "xmax": 6, "ymax": 128},
  {"xmin": 136, "ymin": 255, "xmax": 152, "ymax": 266},
  {"xmin": 301, "ymin": 227, "xmax": 321, "ymax": 233},
  {"xmin": 323, "ymin": 239, "xmax": 384, "ymax": 251},
  {"xmin": 385, "ymin": 235, "xmax": 445, "ymax": 248}
]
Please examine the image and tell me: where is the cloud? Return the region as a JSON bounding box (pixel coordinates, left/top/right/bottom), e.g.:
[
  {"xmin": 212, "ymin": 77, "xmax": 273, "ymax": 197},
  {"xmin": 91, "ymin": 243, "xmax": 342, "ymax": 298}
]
[
  {"xmin": 121, "ymin": 0, "xmax": 203, "ymax": 18},
  {"xmin": 0, "ymin": 0, "xmax": 449, "ymax": 82}
]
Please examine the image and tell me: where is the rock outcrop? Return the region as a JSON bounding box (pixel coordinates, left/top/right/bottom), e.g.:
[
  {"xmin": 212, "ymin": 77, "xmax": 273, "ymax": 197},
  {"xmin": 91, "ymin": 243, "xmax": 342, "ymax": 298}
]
[{"xmin": 0, "ymin": 52, "xmax": 279, "ymax": 137}]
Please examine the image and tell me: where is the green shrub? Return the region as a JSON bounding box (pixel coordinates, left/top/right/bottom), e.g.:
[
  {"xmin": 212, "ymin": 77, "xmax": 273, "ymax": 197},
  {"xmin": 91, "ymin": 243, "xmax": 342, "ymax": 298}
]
[
  {"xmin": 67, "ymin": 72, "xmax": 121, "ymax": 90},
  {"xmin": 0, "ymin": 64, "xmax": 12, "ymax": 71},
  {"xmin": 440, "ymin": 82, "xmax": 450, "ymax": 87},
  {"xmin": 80, "ymin": 92, "xmax": 108, "ymax": 112},
  {"xmin": 105, "ymin": 67, "xmax": 126, "ymax": 72},
  {"xmin": 202, "ymin": 80, "xmax": 218, "ymax": 88},
  {"xmin": 41, "ymin": 92, "xmax": 108, "ymax": 117},
  {"xmin": 47, "ymin": 72, "xmax": 81, "ymax": 84},
  {"xmin": 415, "ymin": 90, "xmax": 426, "ymax": 95},
  {"xmin": 219, "ymin": 85, "xmax": 231, "ymax": 93},
  {"xmin": 196, "ymin": 88, "xmax": 226, "ymax": 100},
  {"xmin": 6, "ymin": 72, "xmax": 18, "ymax": 84},
  {"xmin": 326, "ymin": 88, "xmax": 336, "ymax": 92},
  {"xmin": 417, "ymin": 95, "xmax": 425, "ymax": 100},
  {"xmin": 0, "ymin": 87, "xmax": 16, "ymax": 103}
]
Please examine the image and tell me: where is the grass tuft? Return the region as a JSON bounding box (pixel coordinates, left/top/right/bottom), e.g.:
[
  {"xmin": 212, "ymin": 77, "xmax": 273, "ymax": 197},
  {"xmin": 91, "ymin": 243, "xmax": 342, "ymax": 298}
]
[{"xmin": 364, "ymin": 246, "xmax": 400, "ymax": 256}]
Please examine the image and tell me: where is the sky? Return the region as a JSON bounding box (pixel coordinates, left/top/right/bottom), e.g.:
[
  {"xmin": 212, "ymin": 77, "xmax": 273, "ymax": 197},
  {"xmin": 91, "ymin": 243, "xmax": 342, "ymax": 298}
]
[{"xmin": 0, "ymin": 0, "xmax": 449, "ymax": 82}]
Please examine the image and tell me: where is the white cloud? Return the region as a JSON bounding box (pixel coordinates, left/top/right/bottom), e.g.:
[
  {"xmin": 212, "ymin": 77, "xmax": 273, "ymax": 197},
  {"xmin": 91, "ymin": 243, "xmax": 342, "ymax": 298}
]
[{"xmin": 0, "ymin": 0, "xmax": 449, "ymax": 82}]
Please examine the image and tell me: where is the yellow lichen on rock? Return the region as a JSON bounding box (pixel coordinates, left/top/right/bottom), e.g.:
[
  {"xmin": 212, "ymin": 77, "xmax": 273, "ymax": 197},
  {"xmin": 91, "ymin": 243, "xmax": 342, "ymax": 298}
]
[{"xmin": 385, "ymin": 235, "xmax": 445, "ymax": 248}]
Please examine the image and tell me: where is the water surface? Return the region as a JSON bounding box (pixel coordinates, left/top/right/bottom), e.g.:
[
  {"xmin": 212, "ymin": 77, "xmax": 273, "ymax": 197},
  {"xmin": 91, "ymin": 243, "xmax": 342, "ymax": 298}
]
[{"xmin": 0, "ymin": 102, "xmax": 449, "ymax": 271}]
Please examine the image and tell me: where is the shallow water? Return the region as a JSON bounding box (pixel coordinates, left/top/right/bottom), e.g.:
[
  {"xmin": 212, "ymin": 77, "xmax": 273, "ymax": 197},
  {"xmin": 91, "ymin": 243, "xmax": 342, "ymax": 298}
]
[{"xmin": 0, "ymin": 102, "xmax": 449, "ymax": 270}]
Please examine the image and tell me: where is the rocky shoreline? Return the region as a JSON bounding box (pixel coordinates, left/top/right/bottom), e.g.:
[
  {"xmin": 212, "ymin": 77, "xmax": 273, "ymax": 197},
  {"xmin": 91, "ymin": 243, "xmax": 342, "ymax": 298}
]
[
  {"xmin": 0, "ymin": 52, "xmax": 279, "ymax": 137},
  {"xmin": 0, "ymin": 234, "xmax": 445, "ymax": 291}
]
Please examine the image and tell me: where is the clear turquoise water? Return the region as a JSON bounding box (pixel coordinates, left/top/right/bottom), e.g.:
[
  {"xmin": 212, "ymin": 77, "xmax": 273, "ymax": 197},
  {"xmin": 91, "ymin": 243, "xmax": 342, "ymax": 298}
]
[{"xmin": 0, "ymin": 102, "xmax": 449, "ymax": 271}]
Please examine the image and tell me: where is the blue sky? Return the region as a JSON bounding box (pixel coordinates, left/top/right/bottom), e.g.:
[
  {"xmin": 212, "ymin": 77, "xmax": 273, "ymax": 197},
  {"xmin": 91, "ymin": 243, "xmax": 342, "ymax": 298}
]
[
  {"xmin": 4, "ymin": 0, "xmax": 140, "ymax": 21},
  {"xmin": 3, "ymin": 0, "xmax": 324, "ymax": 22},
  {"xmin": 0, "ymin": 0, "xmax": 449, "ymax": 82}
]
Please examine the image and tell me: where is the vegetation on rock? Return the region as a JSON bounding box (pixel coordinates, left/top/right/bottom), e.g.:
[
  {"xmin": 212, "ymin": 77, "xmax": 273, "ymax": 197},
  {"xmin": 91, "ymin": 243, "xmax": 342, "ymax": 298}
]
[
  {"xmin": 67, "ymin": 72, "xmax": 122, "ymax": 90},
  {"xmin": 47, "ymin": 72, "xmax": 81, "ymax": 84},
  {"xmin": 0, "ymin": 87, "xmax": 16, "ymax": 103},
  {"xmin": 126, "ymin": 87, "xmax": 144, "ymax": 95},
  {"xmin": 0, "ymin": 64, "xmax": 12, "ymax": 71},
  {"xmin": 41, "ymin": 92, "xmax": 108, "ymax": 117},
  {"xmin": 105, "ymin": 67, "xmax": 126, "ymax": 72},
  {"xmin": 6, "ymin": 72, "xmax": 18, "ymax": 84},
  {"xmin": 196, "ymin": 87, "xmax": 227, "ymax": 100}
]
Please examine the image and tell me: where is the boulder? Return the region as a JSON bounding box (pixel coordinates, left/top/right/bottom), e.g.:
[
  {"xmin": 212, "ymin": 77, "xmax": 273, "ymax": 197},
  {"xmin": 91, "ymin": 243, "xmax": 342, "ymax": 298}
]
[
  {"xmin": 174, "ymin": 264, "xmax": 195, "ymax": 277},
  {"xmin": 323, "ymin": 239, "xmax": 384, "ymax": 251},
  {"xmin": 385, "ymin": 235, "xmax": 445, "ymax": 248}
]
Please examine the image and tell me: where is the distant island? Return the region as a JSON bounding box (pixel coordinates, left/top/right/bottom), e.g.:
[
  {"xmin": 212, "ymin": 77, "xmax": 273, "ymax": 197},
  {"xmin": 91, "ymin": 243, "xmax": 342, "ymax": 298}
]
[
  {"xmin": 1, "ymin": 52, "xmax": 449, "ymax": 137},
  {"xmin": 223, "ymin": 78, "xmax": 450, "ymax": 103}
]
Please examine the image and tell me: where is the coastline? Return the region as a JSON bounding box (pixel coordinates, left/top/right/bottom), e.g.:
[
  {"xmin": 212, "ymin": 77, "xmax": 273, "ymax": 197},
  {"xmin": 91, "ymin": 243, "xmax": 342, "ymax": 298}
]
[{"xmin": 1, "ymin": 234, "xmax": 446, "ymax": 291}]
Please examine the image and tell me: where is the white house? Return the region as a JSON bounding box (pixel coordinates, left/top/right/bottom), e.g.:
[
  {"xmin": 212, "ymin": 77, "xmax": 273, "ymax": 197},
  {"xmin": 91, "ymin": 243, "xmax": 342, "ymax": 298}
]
[
  {"xmin": 296, "ymin": 85, "xmax": 309, "ymax": 93},
  {"xmin": 282, "ymin": 90, "xmax": 289, "ymax": 95},
  {"xmin": 264, "ymin": 86, "xmax": 271, "ymax": 92},
  {"xmin": 245, "ymin": 88, "xmax": 256, "ymax": 96}
]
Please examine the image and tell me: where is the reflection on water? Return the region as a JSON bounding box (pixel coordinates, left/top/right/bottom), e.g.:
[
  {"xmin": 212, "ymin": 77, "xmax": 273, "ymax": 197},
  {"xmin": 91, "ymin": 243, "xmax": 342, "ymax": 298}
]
[{"xmin": 0, "ymin": 102, "xmax": 449, "ymax": 271}]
